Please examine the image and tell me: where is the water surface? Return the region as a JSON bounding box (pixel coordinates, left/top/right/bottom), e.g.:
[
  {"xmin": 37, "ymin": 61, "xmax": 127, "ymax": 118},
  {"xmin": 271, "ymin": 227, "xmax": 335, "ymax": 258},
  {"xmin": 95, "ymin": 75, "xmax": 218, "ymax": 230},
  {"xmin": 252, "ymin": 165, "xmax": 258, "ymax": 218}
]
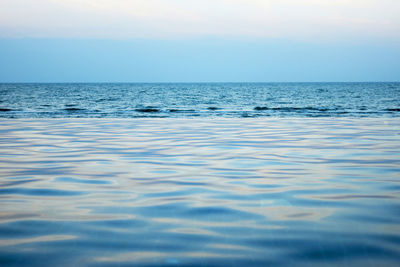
[
  {"xmin": 0, "ymin": 83, "xmax": 399, "ymax": 118},
  {"xmin": 0, "ymin": 118, "xmax": 399, "ymax": 266}
]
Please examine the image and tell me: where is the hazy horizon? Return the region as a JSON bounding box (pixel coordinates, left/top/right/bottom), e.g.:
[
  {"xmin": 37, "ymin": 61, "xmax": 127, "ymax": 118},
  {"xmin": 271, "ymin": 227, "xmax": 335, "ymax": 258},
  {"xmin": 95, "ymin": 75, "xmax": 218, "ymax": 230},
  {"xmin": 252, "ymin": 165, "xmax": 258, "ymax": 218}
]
[{"xmin": 0, "ymin": 0, "xmax": 399, "ymax": 82}]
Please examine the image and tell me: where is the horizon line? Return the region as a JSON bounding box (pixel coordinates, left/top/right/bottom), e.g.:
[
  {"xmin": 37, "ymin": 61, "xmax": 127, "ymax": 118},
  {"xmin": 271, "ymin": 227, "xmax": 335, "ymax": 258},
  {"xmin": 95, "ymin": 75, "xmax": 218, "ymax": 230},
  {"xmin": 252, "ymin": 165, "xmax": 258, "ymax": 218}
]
[{"xmin": 1, "ymin": 81, "xmax": 399, "ymax": 84}]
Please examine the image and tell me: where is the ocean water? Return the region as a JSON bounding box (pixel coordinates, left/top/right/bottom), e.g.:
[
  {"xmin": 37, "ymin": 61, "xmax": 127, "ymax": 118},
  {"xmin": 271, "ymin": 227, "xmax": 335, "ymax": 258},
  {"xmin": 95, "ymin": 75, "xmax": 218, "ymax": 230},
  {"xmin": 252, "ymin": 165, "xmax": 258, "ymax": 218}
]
[
  {"xmin": 0, "ymin": 118, "xmax": 399, "ymax": 266},
  {"xmin": 0, "ymin": 82, "xmax": 399, "ymax": 118}
]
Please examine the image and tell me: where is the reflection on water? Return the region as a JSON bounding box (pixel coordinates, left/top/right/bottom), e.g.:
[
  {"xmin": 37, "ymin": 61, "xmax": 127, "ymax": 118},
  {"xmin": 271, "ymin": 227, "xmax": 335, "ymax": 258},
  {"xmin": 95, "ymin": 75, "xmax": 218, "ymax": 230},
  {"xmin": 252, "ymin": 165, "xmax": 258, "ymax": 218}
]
[{"xmin": 0, "ymin": 118, "xmax": 399, "ymax": 266}]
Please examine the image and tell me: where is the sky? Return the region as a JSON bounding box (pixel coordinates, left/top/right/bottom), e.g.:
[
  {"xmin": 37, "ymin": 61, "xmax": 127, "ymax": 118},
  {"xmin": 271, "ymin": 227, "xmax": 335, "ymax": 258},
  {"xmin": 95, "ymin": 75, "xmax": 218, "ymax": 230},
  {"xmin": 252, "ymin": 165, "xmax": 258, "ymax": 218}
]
[{"xmin": 0, "ymin": 0, "xmax": 399, "ymax": 82}]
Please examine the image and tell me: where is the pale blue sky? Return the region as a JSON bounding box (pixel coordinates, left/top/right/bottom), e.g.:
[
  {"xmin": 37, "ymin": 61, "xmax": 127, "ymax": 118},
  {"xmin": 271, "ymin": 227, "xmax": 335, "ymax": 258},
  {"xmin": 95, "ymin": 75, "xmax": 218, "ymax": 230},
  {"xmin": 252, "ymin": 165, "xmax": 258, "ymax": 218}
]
[{"xmin": 0, "ymin": 0, "xmax": 399, "ymax": 82}]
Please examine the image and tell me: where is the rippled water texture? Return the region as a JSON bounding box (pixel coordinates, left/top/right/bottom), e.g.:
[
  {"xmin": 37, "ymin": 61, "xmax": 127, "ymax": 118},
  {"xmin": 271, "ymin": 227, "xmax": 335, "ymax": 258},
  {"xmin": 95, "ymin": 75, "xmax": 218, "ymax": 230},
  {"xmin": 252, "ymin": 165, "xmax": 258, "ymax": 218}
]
[
  {"xmin": 0, "ymin": 83, "xmax": 399, "ymax": 118},
  {"xmin": 0, "ymin": 118, "xmax": 400, "ymax": 266}
]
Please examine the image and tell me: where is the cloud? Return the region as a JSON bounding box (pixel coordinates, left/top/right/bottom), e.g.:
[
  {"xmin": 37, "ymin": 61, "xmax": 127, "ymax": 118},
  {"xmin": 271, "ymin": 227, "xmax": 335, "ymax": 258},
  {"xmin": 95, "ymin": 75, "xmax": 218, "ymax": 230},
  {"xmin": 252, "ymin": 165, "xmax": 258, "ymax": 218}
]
[{"xmin": 0, "ymin": 0, "xmax": 399, "ymax": 41}]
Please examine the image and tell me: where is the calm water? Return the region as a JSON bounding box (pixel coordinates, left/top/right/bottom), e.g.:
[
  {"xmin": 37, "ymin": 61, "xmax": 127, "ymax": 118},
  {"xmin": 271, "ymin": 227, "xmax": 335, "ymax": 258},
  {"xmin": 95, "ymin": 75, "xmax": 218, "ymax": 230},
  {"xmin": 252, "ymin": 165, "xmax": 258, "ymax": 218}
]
[
  {"xmin": 0, "ymin": 118, "xmax": 399, "ymax": 266},
  {"xmin": 0, "ymin": 83, "xmax": 399, "ymax": 118}
]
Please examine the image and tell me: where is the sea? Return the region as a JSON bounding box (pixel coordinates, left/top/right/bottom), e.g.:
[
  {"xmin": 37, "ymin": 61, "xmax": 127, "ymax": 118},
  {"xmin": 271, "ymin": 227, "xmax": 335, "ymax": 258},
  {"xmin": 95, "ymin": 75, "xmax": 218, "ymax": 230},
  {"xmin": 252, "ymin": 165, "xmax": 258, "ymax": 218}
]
[
  {"xmin": 0, "ymin": 83, "xmax": 400, "ymax": 266},
  {"xmin": 0, "ymin": 82, "xmax": 399, "ymax": 118}
]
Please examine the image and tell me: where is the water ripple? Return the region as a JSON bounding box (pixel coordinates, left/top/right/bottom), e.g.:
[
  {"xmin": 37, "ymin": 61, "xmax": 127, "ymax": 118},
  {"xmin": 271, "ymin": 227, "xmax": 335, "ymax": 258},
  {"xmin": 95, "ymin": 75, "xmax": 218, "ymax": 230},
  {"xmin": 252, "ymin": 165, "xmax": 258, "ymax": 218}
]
[{"xmin": 0, "ymin": 118, "xmax": 400, "ymax": 266}]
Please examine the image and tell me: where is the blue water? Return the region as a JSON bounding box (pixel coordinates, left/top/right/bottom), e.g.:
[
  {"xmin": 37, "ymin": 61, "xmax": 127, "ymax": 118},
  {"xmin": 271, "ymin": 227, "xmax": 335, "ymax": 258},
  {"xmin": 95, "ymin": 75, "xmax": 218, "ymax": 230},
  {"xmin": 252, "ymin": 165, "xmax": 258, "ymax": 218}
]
[
  {"xmin": 1, "ymin": 83, "xmax": 400, "ymax": 266},
  {"xmin": 0, "ymin": 82, "xmax": 399, "ymax": 118},
  {"xmin": 0, "ymin": 118, "xmax": 400, "ymax": 266}
]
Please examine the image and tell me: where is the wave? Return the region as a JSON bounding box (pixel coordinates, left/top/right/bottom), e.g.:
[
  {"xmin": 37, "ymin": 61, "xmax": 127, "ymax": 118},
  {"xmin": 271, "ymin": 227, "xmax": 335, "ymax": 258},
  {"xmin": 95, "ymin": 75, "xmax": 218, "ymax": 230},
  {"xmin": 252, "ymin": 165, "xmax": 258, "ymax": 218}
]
[
  {"xmin": 135, "ymin": 108, "xmax": 160, "ymax": 113},
  {"xmin": 168, "ymin": 109, "xmax": 195, "ymax": 113},
  {"xmin": 63, "ymin": 108, "xmax": 85, "ymax": 111},
  {"xmin": 254, "ymin": 106, "xmax": 331, "ymax": 112}
]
